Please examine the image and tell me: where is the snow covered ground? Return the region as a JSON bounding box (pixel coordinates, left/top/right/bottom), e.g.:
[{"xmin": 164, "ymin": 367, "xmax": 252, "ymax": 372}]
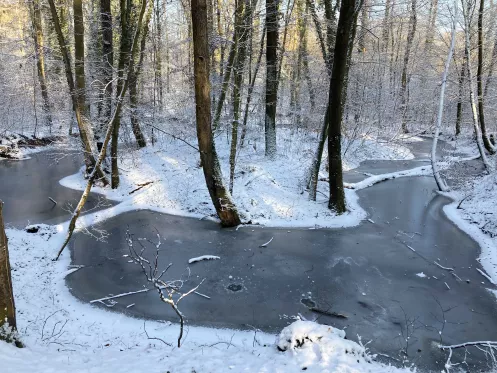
[
  {"xmin": 60, "ymin": 129, "xmax": 414, "ymax": 228},
  {"xmin": 1, "ymin": 225, "xmax": 410, "ymax": 373}
]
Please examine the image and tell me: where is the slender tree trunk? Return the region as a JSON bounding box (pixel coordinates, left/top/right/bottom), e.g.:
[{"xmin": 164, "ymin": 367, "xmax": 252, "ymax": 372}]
[
  {"xmin": 400, "ymin": 0, "xmax": 417, "ymax": 133},
  {"xmin": 276, "ymin": 0, "xmax": 294, "ymax": 82},
  {"xmin": 327, "ymin": 0, "xmax": 362, "ymax": 213},
  {"xmin": 97, "ymin": 0, "xmax": 113, "ymax": 146},
  {"xmin": 265, "ymin": 0, "xmax": 279, "ymax": 158},
  {"xmin": 424, "ymin": 0, "xmax": 438, "ymax": 53},
  {"xmin": 47, "ymin": 0, "xmax": 107, "ymax": 184},
  {"xmin": 229, "ymin": 0, "xmax": 253, "ymax": 193},
  {"xmin": 191, "ymin": 0, "xmax": 242, "ymax": 226},
  {"xmin": 477, "ymin": 0, "xmax": 496, "ymax": 153},
  {"xmin": 358, "ymin": 0, "xmax": 368, "ymax": 52},
  {"xmin": 301, "ymin": 5, "xmax": 316, "ymax": 109},
  {"xmin": 111, "ymin": 0, "xmax": 133, "ymax": 188},
  {"xmin": 432, "ymin": 2, "xmax": 456, "ymax": 192},
  {"xmin": 484, "ymin": 28, "xmax": 497, "ymax": 98},
  {"xmin": 29, "ymin": 0, "xmax": 53, "ymax": 130},
  {"xmin": 129, "ymin": 3, "xmax": 153, "ymax": 149},
  {"xmin": 212, "ymin": 0, "xmax": 243, "ymax": 131},
  {"xmin": 240, "ymin": 24, "xmax": 266, "ymax": 147},
  {"xmin": 306, "ymin": 0, "xmax": 330, "ymax": 73},
  {"xmin": 463, "ymin": 0, "xmax": 491, "ymax": 172},
  {"xmin": 0, "ymin": 201, "xmax": 19, "ymax": 346},
  {"xmin": 154, "ymin": 0, "xmax": 164, "ymax": 108},
  {"xmin": 382, "ymin": 0, "xmax": 391, "ymax": 51},
  {"xmin": 74, "ymin": 0, "xmax": 88, "ymax": 118},
  {"xmin": 455, "ymin": 50, "xmax": 467, "ymax": 136}
]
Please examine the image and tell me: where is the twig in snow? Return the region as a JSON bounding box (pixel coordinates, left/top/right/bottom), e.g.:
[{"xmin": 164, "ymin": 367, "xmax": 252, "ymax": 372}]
[
  {"xmin": 129, "ymin": 181, "xmax": 154, "ymax": 195},
  {"xmin": 434, "ymin": 261, "xmax": 454, "ymax": 271},
  {"xmin": 143, "ymin": 321, "xmax": 172, "ymax": 346},
  {"xmin": 259, "ymin": 237, "xmax": 274, "ymax": 247},
  {"xmin": 476, "ymin": 268, "xmax": 497, "ymax": 285}
]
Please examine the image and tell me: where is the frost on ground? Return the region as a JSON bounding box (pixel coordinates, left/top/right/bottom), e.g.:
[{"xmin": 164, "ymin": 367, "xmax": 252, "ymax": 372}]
[
  {"xmin": 2, "ymin": 226, "xmax": 410, "ymax": 373},
  {"xmin": 60, "ymin": 129, "xmax": 413, "ymax": 228}
]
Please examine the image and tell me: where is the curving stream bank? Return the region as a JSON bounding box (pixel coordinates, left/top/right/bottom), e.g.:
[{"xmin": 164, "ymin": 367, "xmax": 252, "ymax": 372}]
[{"xmin": 1, "ymin": 140, "xmax": 496, "ymax": 372}]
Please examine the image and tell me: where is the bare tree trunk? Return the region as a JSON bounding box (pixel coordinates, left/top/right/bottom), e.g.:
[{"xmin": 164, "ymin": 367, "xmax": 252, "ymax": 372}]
[
  {"xmin": 477, "ymin": 0, "xmax": 496, "ymax": 153},
  {"xmin": 240, "ymin": 24, "xmax": 266, "ymax": 147},
  {"xmin": 229, "ymin": 0, "xmax": 253, "ymax": 193},
  {"xmin": 306, "ymin": 0, "xmax": 330, "ymax": 73},
  {"xmin": 191, "ymin": 0, "xmax": 242, "ymax": 226},
  {"xmin": 265, "ymin": 0, "xmax": 279, "ymax": 158},
  {"xmin": 47, "ymin": 0, "xmax": 107, "ymax": 184},
  {"xmin": 381, "ymin": 0, "xmax": 391, "ymax": 51},
  {"xmin": 301, "ymin": 5, "xmax": 316, "ymax": 109},
  {"xmin": 97, "ymin": 0, "xmax": 113, "ymax": 146},
  {"xmin": 111, "ymin": 0, "xmax": 133, "ymax": 188},
  {"xmin": 455, "ymin": 50, "xmax": 467, "ymax": 136},
  {"xmin": 29, "ymin": 0, "xmax": 53, "ymax": 130},
  {"xmin": 129, "ymin": 3, "xmax": 153, "ymax": 149},
  {"xmin": 56, "ymin": 0, "xmax": 150, "ymax": 261},
  {"xmin": 463, "ymin": 0, "xmax": 492, "ymax": 172},
  {"xmin": 358, "ymin": 0, "xmax": 369, "ymax": 52},
  {"xmin": 0, "ymin": 201, "xmax": 19, "ymax": 346},
  {"xmin": 400, "ymin": 0, "xmax": 417, "ymax": 133},
  {"xmin": 424, "ymin": 0, "xmax": 438, "ymax": 52},
  {"xmin": 154, "ymin": 0, "xmax": 164, "ymax": 108},
  {"xmin": 432, "ymin": 2, "xmax": 456, "ymax": 192},
  {"xmin": 74, "ymin": 0, "xmax": 88, "ymax": 118},
  {"xmin": 327, "ymin": 0, "xmax": 362, "ymax": 213},
  {"xmin": 484, "ymin": 28, "xmax": 497, "ymax": 98},
  {"xmin": 212, "ymin": 0, "xmax": 242, "ymax": 131},
  {"xmin": 276, "ymin": 0, "xmax": 295, "ymax": 82}
]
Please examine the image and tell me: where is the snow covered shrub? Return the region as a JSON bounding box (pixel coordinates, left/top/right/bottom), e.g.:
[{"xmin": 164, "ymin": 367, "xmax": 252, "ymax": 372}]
[{"xmin": 277, "ymin": 320, "xmax": 371, "ymax": 364}]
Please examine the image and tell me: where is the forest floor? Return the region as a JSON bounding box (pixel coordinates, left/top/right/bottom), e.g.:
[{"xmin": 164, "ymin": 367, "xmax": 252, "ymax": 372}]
[{"xmin": 1, "ymin": 131, "xmax": 497, "ymax": 372}]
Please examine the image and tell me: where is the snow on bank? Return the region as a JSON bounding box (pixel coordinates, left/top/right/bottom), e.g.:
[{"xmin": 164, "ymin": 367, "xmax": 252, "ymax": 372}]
[
  {"xmin": 60, "ymin": 130, "xmax": 413, "ymax": 228},
  {"xmin": 2, "ymin": 225, "xmax": 410, "ymax": 373},
  {"xmin": 442, "ymin": 171, "xmax": 497, "ymax": 290}
]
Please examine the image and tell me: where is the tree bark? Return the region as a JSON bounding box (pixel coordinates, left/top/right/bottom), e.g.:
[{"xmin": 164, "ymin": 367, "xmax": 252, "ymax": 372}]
[
  {"xmin": 455, "ymin": 50, "xmax": 467, "ymax": 136},
  {"xmin": 111, "ymin": 0, "xmax": 133, "ymax": 188},
  {"xmin": 240, "ymin": 24, "xmax": 266, "ymax": 147},
  {"xmin": 432, "ymin": 2, "xmax": 456, "ymax": 192},
  {"xmin": 29, "ymin": 0, "xmax": 53, "ymax": 130},
  {"xmin": 212, "ymin": 0, "xmax": 243, "ymax": 131},
  {"xmin": 0, "ymin": 201, "xmax": 18, "ymax": 344},
  {"xmin": 400, "ymin": 0, "xmax": 417, "ymax": 133},
  {"xmin": 191, "ymin": 0, "xmax": 242, "ymax": 226},
  {"xmin": 306, "ymin": 0, "xmax": 330, "ymax": 73},
  {"xmin": 327, "ymin": 0, "xmax": 362, "ymax": 213},
  {"xmin": 229, "ymin": 0, "xmax": 253, "ymax": 193},
  {"xmin": 477, "ymin": 0, "xmax": 496, "ymax": 153},
  {"xmin": 265, "ymin": 0, "xmax": 279, "ymax": 158},
  {"xmin": 463, "ymin": 0, "xmax": 492, "ymax": 172},
  {"xmin": 97, "ymin": 0, "xmax": 113, "ymax": 144},
  {"xmin": 129, "ymin": 2, "xmax": 153, "ymax": 149}
]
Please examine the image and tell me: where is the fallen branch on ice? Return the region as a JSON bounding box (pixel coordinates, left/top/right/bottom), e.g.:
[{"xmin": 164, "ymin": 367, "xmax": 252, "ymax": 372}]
[
  {"xmin": 260, "ymin": 237, "xmax": 274, "ymax": 247},
  {"xmin": 188, "ymin": 255, "xmax": 220, "ymax": 264}
]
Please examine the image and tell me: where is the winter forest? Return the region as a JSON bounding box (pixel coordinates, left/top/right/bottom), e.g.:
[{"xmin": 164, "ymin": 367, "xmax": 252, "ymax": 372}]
[{"xmin": 1, "ymin": 0, "xmax": 497, "ymax": 370}]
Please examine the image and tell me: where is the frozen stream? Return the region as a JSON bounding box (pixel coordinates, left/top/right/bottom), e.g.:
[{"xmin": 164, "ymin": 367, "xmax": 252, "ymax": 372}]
[{"xmin": 1, "ymin": 140, "xmax": 496, "ymax": 371}]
